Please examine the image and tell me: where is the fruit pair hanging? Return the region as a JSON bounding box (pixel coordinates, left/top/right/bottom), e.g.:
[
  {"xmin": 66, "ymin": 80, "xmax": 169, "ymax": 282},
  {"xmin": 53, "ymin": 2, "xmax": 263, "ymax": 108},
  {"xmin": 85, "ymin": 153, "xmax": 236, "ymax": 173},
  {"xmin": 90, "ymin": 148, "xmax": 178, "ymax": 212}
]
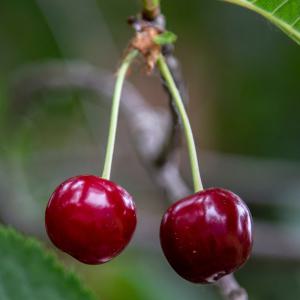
[{"xmin": 45, "ymin": 27, "xmax": 253, "ymax": 284}]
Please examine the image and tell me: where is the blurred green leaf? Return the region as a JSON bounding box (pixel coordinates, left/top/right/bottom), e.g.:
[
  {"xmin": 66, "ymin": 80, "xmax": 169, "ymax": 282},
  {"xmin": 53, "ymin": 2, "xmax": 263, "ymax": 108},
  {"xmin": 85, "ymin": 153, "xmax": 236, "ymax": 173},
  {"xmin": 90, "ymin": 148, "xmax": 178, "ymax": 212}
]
[
  {"xmin": 153, "ymin": 31, "xmax": 177, "ymax": 45},
  {"xmin": 0, "ymin": 226, "xmax": 96, "ymax": 300},
  {"xmin": 224, "ymin": 0, "xmax": 300, "ymax": 45}
]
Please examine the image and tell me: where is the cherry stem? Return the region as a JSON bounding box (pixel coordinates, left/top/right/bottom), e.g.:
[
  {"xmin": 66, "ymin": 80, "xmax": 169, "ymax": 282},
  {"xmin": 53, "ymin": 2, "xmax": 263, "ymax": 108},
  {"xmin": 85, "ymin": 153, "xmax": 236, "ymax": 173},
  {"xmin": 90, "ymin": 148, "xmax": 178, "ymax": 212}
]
[
  {"xmin": 102, "ymin": 50, "xmax": 138, "ymax": 180},
  {"xmin": 157, "ymin": 54, "xmax": 203, "ymax": 192},
  {"xmin": 142, "ymin": 0, "xmax": 160, "ymax": 20}
]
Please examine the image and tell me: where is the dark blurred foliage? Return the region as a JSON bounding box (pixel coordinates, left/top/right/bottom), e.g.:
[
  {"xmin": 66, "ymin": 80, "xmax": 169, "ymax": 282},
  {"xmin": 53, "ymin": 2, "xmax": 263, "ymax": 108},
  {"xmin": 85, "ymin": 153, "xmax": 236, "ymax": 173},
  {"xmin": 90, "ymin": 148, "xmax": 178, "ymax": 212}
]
[{"xmin": 0, "ymin": 0, "xmax": 300, "ymax": 299}]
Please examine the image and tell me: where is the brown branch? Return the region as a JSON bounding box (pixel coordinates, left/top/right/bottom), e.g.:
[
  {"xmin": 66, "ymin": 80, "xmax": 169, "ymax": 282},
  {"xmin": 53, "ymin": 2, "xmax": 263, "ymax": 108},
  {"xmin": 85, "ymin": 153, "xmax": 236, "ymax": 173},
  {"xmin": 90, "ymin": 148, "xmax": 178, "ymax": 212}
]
[
  {"xmin": 128, "ymin": 12, "xmax": 186, "ymax": 169},
  {"xmin": 154, "ymin": 43, "xmax": 189, "ymax": 167},
  {"xmin": 10, "ymin": 61, "xmax": 248, "ymax": 300}
]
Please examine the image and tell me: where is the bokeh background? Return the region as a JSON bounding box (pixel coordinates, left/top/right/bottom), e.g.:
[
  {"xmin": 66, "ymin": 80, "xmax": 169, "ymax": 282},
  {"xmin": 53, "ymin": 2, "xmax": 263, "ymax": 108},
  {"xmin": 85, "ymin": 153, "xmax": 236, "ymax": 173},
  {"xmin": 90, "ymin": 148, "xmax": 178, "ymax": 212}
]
[{"xmin": 0, "ymin": 0, "xmax": 300, "ymax": 299}]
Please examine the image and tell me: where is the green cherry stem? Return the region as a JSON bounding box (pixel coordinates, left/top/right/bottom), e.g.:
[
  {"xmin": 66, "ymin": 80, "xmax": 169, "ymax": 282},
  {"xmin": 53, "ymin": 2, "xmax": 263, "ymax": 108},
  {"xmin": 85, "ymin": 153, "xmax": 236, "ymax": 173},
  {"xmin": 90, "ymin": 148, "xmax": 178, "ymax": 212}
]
[
  {"xmin": 157, "ymin": 54, "xmax": 203, "ymax": 192},
  {"xmin": 102, "ymin": 50, "xmax": 138, "ymax": 180},
  {"xmin": 142, "ymin": 0, "xmax": 160, "ymax": 9},
  {"xmin": 141, "ymin": 0, "xmax": 160, "ymax": 20}
]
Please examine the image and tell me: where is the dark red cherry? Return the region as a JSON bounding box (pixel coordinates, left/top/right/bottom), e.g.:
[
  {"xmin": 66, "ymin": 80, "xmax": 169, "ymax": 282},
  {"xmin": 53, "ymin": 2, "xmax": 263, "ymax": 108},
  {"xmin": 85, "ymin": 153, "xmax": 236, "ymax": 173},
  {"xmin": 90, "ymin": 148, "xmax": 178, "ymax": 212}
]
[
  {"xmin": 160, "ymin": 188, "xmax": 253, "ymax": 284},
  {"xmin": 45, "ymin": 175, "xmax": 137, "ymax": 264}
]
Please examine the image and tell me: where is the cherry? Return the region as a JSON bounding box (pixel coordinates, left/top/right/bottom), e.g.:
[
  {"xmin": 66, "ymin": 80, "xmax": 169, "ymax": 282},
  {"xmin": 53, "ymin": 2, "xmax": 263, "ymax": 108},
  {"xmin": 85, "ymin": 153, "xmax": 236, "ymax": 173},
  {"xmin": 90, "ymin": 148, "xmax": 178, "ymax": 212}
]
[
  {"xmin": 160, "ymin": 188, "xmax": 253, "ymax": 284},
  {"xmin": 45, "ymin": 175, "xmax": 137, "ymax": 264}
]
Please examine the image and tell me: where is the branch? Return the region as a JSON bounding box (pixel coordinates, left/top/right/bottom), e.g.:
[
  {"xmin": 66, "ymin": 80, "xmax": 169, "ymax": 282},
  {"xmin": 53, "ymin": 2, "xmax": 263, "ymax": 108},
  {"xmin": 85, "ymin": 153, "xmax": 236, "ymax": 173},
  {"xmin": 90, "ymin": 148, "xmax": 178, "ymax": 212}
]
[
  {"xmin": 128, "ymin": 10, "xmax": 186, "ymax": 170},
  {"xmin": 154, "ymin": 44, "xmax": 188, "ymax": 167},
  {"xmin": 10, "ymin": 61, "xmax": 248, "ymax": 300}
]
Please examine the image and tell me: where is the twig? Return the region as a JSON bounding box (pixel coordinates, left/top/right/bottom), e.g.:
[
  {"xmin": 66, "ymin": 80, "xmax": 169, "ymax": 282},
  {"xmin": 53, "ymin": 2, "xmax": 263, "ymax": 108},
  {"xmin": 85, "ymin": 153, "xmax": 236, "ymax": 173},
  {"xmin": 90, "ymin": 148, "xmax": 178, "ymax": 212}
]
[
  {"xmin": 128, "ymin": 11, "xmax": 186, "ymax": 170},
  {"xmin": 10, "ymin": 61, "xmax": 248, "ymax": 300},
  {"xmin": 154, "ymin": 43, "xmax": 188, "ymax": 167}
]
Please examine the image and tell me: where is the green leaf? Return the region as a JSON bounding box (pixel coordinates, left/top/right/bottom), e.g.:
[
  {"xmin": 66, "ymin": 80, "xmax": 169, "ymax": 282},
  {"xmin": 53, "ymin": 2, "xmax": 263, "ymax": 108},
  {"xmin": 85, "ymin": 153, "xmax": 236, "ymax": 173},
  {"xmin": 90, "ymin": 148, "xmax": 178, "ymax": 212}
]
[
  {"xmin": 153, "ymin": 31, "xmax": 177, "ymax": 45},
  {"xmin": 224, "ymin": 0, "xmax": 300, "ymax": 45},
  {"xmin": 0, "ymin": 226, "xmax": 96, "ymax": 300}
]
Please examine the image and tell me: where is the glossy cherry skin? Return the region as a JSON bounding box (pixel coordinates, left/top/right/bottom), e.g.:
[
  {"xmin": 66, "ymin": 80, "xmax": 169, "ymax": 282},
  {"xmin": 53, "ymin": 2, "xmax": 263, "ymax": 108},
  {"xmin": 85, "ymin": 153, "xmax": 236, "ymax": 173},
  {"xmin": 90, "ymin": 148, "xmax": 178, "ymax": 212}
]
[
  {"xmin": 160, "ymin": 188, "xmax": 253, "ymax": 284},
  {"xmin": 45, "ymin": 175, "xmax": 137, "ymax": 264}
]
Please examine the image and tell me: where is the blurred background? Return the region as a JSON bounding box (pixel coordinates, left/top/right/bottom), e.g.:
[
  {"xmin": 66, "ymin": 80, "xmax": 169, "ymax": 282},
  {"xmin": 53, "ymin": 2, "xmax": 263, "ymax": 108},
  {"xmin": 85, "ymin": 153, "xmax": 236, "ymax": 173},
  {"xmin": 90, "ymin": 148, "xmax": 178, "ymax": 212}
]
[{"xmin": 0, "ymin": 0, "xmax": 300, "ymax": 299}]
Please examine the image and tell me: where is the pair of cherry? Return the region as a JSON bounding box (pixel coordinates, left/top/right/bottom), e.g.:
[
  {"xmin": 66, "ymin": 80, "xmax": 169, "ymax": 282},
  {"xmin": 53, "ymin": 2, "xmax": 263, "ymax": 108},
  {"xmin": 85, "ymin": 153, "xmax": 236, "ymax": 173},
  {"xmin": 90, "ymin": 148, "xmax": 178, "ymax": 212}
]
[
  {"xmin": 45, "ymin": 175, "xmax": 252, "ymax": 284},
  {"xmin": 45, "ymin": 48, "xmax": 252, "ymax": 284}
]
